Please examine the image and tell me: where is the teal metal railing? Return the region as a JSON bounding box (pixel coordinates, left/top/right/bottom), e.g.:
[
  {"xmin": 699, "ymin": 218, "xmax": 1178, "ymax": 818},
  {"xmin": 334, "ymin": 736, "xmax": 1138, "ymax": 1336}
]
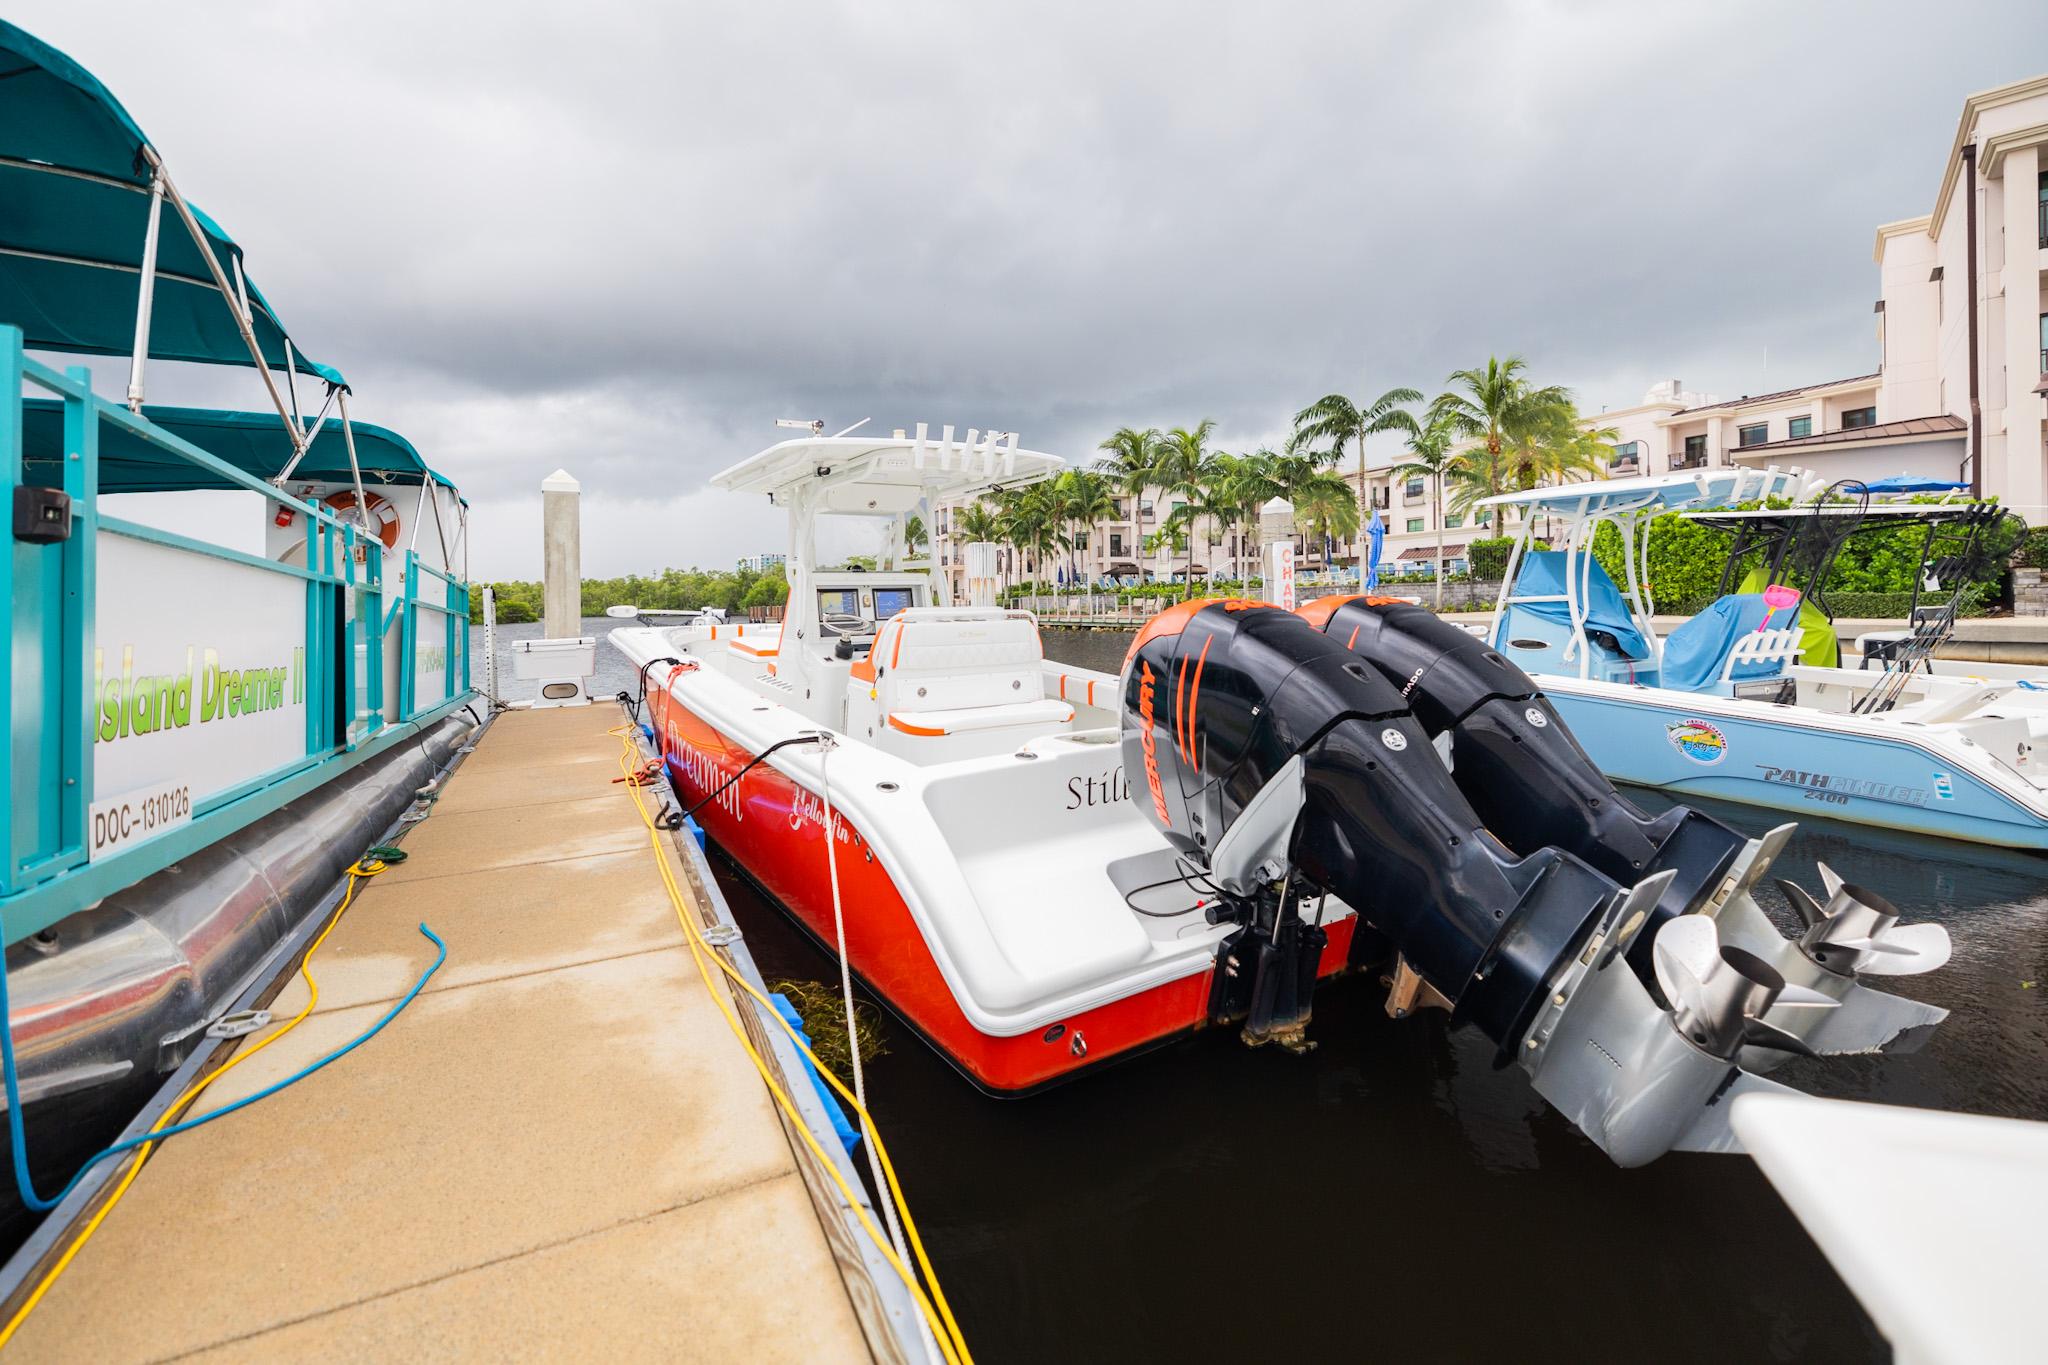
[{"xmin": 0, "ymin": 325, "xmax": 475, "ymax": 944}]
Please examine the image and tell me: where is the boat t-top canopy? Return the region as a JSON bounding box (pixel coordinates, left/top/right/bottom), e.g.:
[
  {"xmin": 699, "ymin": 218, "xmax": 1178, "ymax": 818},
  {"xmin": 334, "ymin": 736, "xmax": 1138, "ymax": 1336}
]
[
  {"xmin": 0, "ymin": 21, "xmax": 339, "ymax": 387},
  {"xmin": 1476, "ymin": 467, "xmax": 1822, "ymax": 520},
  {"xmin": 18, "ymin": 399, "xmax": 457, "ymax": 495},
  {"xmin": 713, "ymin": 424, "xmax": 1062, "ymax": 512}
]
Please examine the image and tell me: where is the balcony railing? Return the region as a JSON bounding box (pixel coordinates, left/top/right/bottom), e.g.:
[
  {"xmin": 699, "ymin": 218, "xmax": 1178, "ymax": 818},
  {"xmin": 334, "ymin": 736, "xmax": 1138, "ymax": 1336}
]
[{"xmin": 1671, "ymin": 454, "xmax": 1708, "ymax": 471}]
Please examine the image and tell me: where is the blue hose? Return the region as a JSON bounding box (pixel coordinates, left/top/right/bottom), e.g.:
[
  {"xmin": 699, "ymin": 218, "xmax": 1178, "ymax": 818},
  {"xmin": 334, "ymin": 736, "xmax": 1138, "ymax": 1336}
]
[{"xmin": 2, "ymin": 923, "xmax": 446, "ymax": 1212}]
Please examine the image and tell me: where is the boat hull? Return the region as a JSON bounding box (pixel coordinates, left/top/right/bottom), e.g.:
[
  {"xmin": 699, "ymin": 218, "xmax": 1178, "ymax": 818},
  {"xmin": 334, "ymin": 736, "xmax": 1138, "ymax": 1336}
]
[
  {"xmin": 1544, "ymin": 687, "xmax": 2048, "ymax": 849},
  {"xmin": 648, "ymin": 687, "xmax": 1359, "ymax": 1092}
]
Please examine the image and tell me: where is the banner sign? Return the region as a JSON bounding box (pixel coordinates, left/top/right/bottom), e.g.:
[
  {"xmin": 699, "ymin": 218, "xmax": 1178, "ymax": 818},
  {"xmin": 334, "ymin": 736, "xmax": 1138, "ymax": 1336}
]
[
  {"xmin": 90, "ymin": 533, "xmax": 309, "ymax": 857},
  {"xmin": 1265, "ymin": 541, "xmax": 1297, "ymax": 612}
]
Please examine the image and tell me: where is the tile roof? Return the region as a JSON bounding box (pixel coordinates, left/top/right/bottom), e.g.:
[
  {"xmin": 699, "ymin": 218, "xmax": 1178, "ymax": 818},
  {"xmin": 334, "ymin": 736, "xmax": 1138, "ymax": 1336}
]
[
  {"xmin": 1396, "ymin": 542, "xmax": 1467, "ymax": 561},
  {"xmin": 1735, "ymin": 414, "xmax": 1965, "ymax": 453},
  {"xmin": 1672, "ymin": 373, "xmax": 1880, "ymax": 416}
]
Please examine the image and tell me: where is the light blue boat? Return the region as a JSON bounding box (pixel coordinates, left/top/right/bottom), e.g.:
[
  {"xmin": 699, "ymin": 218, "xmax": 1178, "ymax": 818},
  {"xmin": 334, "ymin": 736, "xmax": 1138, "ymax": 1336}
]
[{"xmin": 1477, "ymin": 470, "xmax": 2048, "ymax": 849}]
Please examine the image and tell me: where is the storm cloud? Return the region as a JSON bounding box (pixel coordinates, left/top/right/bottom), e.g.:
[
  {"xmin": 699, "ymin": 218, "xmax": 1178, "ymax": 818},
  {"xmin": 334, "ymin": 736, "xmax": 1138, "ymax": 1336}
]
[{"xmin": 13, "ymin": 1, "xmax": 2039, "ymax": 575}]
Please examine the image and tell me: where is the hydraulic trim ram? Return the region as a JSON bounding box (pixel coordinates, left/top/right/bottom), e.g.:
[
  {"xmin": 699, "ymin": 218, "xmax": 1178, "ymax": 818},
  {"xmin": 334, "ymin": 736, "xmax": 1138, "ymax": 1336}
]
[
  {"xmin": 1121, "ymin": 600, "xmax": 1951, "ymax": 1166},
  {"xmin": 1298, "ymin": 595, "xmax": 1950, "ymax": 1061}
]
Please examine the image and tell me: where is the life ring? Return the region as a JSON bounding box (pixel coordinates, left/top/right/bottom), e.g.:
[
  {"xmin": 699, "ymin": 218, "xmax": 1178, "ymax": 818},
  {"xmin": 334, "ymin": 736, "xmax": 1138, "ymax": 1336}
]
[{"xmin": 322, "ymin": 489, "xmax": 401, "ymax": 550}]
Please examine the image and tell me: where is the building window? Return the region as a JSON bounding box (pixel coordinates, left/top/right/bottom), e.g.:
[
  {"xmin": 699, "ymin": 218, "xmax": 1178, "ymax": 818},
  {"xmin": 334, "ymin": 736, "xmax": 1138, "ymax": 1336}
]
[
  {"xmin": 1609, "ymin": 441, "xmax": 1640, "ymax": 467},
  {"xmin": 1738, "ymin": 423, "xmax": 1768, "ymax": 447},
  {"xmin": 1111, "ymin": 499, "xmax": 1125, "ymax": 519},
  {"xmin": 1788, "ymin": 415, "xmax": 1812, "ymax": 440},
  {"xmin": 1444, "ymin": 514, "xmax": 1463, "ymax": 530},
  {"xmin": 1841, "ymin": 407, "xmax": 1876, "ymax": 430},
  {"xmin": 1404, "ymin": 477, "xmax": 1425, "ymax": 499},
  {"xmin": 2039, "ymin": 169, "xmax": 2047, "ymax": 248},
  {"xmin": 1676, "ymin": 435, "xmax": 1708, "ymax": 469},
  {"xmin": 1109, "ymin": 533, "xmax": 1124, "ymax": 557},
  {"xmin": 1406, "ymin": 518, "xmax": 1424, "ymax": 533}
]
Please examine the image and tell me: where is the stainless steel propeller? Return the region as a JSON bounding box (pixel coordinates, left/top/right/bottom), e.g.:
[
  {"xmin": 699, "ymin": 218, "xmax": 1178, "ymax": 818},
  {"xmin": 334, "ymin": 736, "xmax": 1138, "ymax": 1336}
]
[{"xmin": 1651, "ymin": 914, "xmax": 1837, "ymax": 1059}]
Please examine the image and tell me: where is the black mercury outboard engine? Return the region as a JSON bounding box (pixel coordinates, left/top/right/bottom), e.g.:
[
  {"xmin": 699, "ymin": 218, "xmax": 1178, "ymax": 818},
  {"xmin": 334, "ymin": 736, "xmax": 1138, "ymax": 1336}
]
[
  {"xmin": 1296, "ymin": 595, "xmax": 1746, "ymax": 972},
  {"xmin": 1298, "ymin": 594, "xmax": 1953, "ymax": 1062},
  {"xmin": 1121, "ymin": 599, "xmax": 1955, "ymax": 1165},
  {"xmin": 1122, "ymin": 598, "xmax": 1624, "ymax": 1060}
]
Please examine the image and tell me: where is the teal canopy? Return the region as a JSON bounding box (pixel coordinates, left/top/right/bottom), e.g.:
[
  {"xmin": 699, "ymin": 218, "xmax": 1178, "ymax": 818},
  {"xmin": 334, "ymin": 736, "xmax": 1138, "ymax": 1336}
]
[
  {"xmin": 0, "ymin": 21, "xmax": 343, "ymax": 385},
  {"xmin": 19, "ymin": 400, "xmax": 455, "ymax": 494}
]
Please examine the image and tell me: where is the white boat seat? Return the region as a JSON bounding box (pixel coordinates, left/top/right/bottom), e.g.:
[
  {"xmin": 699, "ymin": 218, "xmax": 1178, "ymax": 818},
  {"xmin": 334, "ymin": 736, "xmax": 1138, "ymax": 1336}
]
[
  {"xmin": 1722, "ymin": 628, "xmax": 1803, "ymax": 681},
  {"xmin": 859, "ymin": 609, "xmax": 1078, "ymax": 740}
]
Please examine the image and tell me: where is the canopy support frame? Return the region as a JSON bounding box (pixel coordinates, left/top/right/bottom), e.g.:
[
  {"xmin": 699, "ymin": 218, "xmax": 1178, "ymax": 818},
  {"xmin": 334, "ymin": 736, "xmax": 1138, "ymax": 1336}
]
[
  {"xmin": 147, "ymin": 149, "xmax": 305, "ymax": 462},
  {"xmin": 124, "ymin": 170, "xmax": 165, "ymax": 413}
]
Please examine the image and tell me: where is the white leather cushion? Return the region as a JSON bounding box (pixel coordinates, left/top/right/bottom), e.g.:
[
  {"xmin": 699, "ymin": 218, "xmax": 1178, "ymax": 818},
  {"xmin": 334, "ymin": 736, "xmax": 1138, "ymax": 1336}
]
[{"xmin": 881, "ymin": 618, "xmax": 1045, "ymax": 714}]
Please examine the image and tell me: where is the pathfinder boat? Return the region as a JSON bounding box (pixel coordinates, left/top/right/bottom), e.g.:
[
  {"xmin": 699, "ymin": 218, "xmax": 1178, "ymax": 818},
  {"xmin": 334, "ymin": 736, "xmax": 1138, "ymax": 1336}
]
[
  {"xmin": 1478, "ymin": 470, "xmax": 2048, "ymax": 848},
  {"xmin": 609, "ymin": 426, "xmax": 1954, "ymax": 1166},
  {"xmin": 1, "ymin": 20, "xmax": 477, "ymax": 1209}
]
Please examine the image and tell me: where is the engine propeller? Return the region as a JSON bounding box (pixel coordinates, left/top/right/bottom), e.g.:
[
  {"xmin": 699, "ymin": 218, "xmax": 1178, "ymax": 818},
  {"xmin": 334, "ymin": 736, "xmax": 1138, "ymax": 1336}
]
[
  {"xmin": 1782, "ymin": 864, "xmax": 1953, "ymax": 977},
  {"xmin": 1650, "ymin": 914, "xmax": 1835, "ymax": 1060}
]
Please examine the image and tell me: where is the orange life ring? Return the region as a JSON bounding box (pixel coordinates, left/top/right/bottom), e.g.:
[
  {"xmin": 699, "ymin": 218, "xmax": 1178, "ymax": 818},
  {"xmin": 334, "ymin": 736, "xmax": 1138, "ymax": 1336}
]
[{"xmin": 322, "ymin": 489, "xmax": 401, "ymax": 550}]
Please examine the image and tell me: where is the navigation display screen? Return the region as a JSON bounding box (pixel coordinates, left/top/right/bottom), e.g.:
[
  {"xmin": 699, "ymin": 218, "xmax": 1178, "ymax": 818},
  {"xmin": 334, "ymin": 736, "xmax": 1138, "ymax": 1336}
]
[
  {"xmin": 873, "ymin": 588, "xmax": 915, "ymax": 619},
  {"xmin": 818, "ymin": 589, "xmax": 860, "ymax": 618}
]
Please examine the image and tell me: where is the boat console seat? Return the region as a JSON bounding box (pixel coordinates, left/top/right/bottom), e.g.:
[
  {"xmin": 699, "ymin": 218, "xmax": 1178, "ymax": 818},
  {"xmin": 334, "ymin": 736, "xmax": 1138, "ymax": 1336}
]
[{"xmin": 864, "ymin": 609, "xmax": 1075, "ymax": 739}]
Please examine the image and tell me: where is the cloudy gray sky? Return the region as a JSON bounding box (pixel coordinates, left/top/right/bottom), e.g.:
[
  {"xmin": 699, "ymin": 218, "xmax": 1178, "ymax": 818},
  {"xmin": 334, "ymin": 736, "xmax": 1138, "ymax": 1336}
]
[{"xmin": 15, "ymin": 1, "xmax": 2043, "ymax": 578}]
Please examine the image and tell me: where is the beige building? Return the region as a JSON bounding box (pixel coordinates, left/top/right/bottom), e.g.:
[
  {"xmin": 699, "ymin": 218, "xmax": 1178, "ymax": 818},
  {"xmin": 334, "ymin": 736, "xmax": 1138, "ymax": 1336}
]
[{"xmin": 1362, "ymin": 71, "xmax": 2048, "ymax": 576}]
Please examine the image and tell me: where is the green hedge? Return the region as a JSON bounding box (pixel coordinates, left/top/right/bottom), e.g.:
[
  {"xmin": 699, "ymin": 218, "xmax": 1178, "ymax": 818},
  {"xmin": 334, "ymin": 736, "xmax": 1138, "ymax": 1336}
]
[{"xmin": 1827, "ymin": 585, "xmax": 1991, "ymax": 619}]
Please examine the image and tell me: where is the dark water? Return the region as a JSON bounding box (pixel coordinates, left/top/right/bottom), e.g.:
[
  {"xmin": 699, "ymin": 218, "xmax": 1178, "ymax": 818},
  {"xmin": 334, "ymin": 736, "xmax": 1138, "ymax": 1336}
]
[{"xmin": 703, "ymin": 628, "xmax": 2048, "ymax": 1365}]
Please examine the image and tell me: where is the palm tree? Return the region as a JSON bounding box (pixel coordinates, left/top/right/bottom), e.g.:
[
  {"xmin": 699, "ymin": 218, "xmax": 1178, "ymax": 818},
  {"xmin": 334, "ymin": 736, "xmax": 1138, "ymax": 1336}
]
[
  {"xmin": 954, "ymin": 499, "xmax": 1000, "ymax": 544},
  {"xmin": 1292, "ymin": 385, "xmax": 1422, "ymax": 580},
  {"xmin": 902, "ymin": 514, "xmax": 928, "ymax": 561},
  {"xmin": 1293, "ymin": 468, "xmax": 1361, "ymax": 573},
  {"xmin": 1152, "ymin": 421, "xmax": 1223, "ymax": 596},
  {"xmin": 1051, "ymin": 469, "xmax": 1117, "ymax": 588},
  {"xmin": 1389, "ymin": 412, "xmax": 1464, "ymax": 609},
  {"xmin": 1095, "ymin": 426, "xmax": 1164, "ymax": 585},
  {"xmin": 1430, "ymin": 356, "xmax": 1576, "ymax": 495}
]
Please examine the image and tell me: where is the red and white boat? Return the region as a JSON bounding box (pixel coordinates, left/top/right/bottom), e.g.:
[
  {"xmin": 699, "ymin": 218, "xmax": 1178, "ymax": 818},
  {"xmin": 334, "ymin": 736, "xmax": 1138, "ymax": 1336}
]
[
  {"xmin": 609, "ymin": 427, "xmax": 1359, "ymax": 1092},
  {"xmin": 609, "ymin": 424, "xmax": 1958, "ymax": 1163}
]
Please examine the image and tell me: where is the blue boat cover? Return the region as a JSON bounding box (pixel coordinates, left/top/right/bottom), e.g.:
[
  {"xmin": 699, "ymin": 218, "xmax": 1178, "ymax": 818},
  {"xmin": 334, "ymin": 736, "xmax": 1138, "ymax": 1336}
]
[
  {"xmin": 18, "ymin": 399, "xmax": 455, "ymax": 493},
  {"xmin": 1660, "ymin": 594, "xmax": 1791, "ymax": 692},
  {"xmin": 1508, "ymin": 551, "xmax": 1651, "ymax": 660},
  {"xmin": 0, "ymin": 20, "xmax": 341, "ymax": 384},
  {"xmin": 1850, "ymin": 475, "xmax": 1967, "ymax": 494}
]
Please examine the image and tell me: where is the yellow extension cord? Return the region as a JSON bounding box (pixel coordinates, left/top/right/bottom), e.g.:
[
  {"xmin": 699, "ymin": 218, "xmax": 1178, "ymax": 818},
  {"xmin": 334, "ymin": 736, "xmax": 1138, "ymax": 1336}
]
[
  {"xmin": 608, "ymin": 725, "xmax": 973, "ymax": 1365},
  {"xmin": 0, "ymin": 727, "xmax": 972, "ymax": 1362},
  {"xmin": 0, "ymin": 857, "xmax": 393, "ymax": 1350}
]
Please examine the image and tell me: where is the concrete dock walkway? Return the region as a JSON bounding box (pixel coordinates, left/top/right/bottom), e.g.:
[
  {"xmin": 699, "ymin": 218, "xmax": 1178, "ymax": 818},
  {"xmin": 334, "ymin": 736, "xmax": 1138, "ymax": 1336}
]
[{"xmin": 9, "ymin": 705, "xmax": 876, "ymax": 1362}]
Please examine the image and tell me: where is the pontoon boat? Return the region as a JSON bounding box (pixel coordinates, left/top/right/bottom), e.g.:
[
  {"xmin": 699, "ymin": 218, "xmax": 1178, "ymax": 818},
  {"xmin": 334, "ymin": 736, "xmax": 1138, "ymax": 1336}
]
[{"xmin": 1, "ymin": 20, "xmax": 477, "ymax": 1208}]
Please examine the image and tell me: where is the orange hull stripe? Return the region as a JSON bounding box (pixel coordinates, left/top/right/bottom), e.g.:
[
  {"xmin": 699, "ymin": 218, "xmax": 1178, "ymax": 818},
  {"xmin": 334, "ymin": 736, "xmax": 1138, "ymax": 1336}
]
[
  {"xmin": 1346, "ymin": 624, "xmax": 1360, "ymax": 650},
  {"xmin": 887, "ymin": 714, "xmax": 947, "ymax": 737}
]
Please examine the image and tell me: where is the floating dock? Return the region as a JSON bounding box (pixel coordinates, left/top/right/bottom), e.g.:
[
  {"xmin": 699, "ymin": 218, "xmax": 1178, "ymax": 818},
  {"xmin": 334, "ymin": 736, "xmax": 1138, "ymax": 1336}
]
[{"xmin": 5, "ymin": 704, "xmax": 914, "ymax": 1362}]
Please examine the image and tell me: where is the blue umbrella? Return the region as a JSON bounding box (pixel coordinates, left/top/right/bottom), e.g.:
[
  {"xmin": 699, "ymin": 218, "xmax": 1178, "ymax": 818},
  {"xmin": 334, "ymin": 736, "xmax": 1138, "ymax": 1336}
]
[{"xmin": 1364, "ymin": 508, "xmax": 1385, "ymax": 590}]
